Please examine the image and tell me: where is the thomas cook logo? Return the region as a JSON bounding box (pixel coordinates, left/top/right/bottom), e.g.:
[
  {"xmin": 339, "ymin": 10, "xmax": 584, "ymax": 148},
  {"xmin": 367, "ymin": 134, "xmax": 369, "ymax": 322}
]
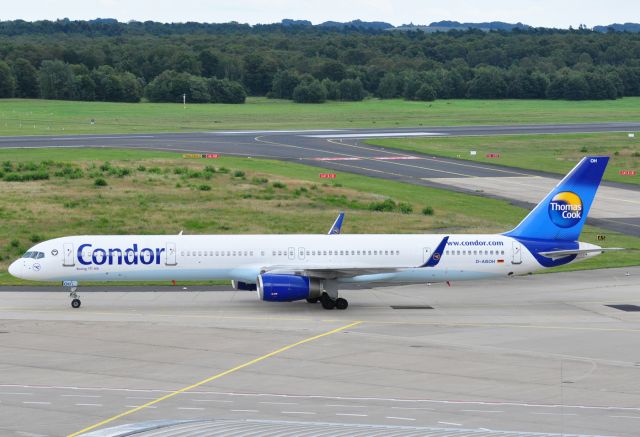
[
  {"xmin": 433, "ymin": 253, "xmax": 441, "ymax": 260},
  {"xmin": 548, "ymin": 191, "xmax": 583, "ymax": 228}
]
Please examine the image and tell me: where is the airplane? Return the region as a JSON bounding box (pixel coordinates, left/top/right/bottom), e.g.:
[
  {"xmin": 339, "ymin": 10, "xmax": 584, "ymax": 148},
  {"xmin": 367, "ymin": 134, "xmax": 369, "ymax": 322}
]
[{"xmin": 8, "ymin": 156, "xmax": 621, "ymax": 310}]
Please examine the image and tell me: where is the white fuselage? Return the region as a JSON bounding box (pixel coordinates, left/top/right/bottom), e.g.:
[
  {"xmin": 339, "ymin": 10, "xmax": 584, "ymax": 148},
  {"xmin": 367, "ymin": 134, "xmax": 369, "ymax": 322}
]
[{"xmin": 8, "ymin": 233, "xmax": 567, "ymax": 285}]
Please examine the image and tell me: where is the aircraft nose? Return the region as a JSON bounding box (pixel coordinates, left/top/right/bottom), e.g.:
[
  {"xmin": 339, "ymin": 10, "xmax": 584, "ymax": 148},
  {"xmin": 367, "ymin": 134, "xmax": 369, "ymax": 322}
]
[{"xmin": 8, "ymin": 260, "xmax": 23, "ymax": 279}]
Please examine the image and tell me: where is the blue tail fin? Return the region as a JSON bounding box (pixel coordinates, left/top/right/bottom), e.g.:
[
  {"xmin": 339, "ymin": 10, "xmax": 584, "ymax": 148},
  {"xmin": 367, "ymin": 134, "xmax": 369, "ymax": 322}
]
[{"xmin": 505, "ymin": 156, "xmax": 608, "ymax": 241}]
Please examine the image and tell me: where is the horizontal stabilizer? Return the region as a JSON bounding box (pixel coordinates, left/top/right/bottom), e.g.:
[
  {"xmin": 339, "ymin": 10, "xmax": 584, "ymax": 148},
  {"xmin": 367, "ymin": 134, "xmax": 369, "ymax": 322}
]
[{"xmin": 538, "ymin": 247, "xmax": 624, "ymax": 260}]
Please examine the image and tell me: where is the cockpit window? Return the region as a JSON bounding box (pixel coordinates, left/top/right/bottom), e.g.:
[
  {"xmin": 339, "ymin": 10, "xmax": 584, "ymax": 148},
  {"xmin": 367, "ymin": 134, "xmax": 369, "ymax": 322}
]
[{"xmin": 22, "ymin": 251, "xmax": 44, "ymax": 259}]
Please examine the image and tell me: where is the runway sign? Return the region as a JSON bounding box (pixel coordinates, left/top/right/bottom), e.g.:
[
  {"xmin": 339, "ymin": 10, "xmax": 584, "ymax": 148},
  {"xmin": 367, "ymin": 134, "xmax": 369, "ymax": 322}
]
[
  {"xmin": 619, "ymin": 170, "xmax": 637, "ymax": 176},
  {"xmin": 486, "ymin": 153, "xmax": 501, "ymax": 158},
  {"xmin": 183, "ymin": 153, "xmax": 219, "ymax": 159},
  {"xmin": 320, "ymin": 173, "xmax": 337, "ymax": 179}
]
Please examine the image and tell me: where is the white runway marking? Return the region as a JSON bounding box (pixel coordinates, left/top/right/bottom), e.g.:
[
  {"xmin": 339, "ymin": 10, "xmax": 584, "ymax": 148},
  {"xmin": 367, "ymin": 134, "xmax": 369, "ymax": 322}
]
[
  {"xmin": 214, "ymin": 130, "xmax": 343, "ymax": 134},
  {"xmin": 177, "ymin": 407, "xmax": 204, "ymax": 410},
  {"xmin": 386, "ymin": 416, "xmax": 416, "ymax": 421},
  {"xmin": 75, "ymin": 403, "xmax": 102, "ymax": 407},
  {"xmin": 62, "ymin": 394, "xmax": 101, "ymax": 398},
  {"xmin": 439, "ymin": 421, "xmax": 462, "ymax": 426},
  {"xmin": 259, "ymin": 401, "xmax": 297, "ymax": 405},
  {"xmin": 282, "ymin": 411, "xmax": 316, "ymax": 415},
  {"xmin": 192, "ymin": 399, "xmax": 233, "ymax": 403},
  {"xmin": 461, "ymin": 409, "xmax": 504, "ymax": 413},
  {"xmin": 336, "ymin": 413, "xmax": 368, "ymax": 417},
  {"xmin": 305, "ymin": 132, "xmax": 445, "ymax": 138},
  {"xmin": 326, "ymin": 404, "xmax": 367, "ymax": 408},
  {"xmin": 231, "ymin": 409, "xmax": 259, "ymax": 412},
  {"xmin": 22, "ymin": 401, "xmax": 51, "ymax": 405}
]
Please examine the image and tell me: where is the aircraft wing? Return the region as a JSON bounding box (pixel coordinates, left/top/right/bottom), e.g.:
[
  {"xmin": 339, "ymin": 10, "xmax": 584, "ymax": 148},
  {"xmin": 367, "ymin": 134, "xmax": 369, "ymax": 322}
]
[
  {"xmin": 262, "ymin": 236, "xmax": 449, "ymax": 279},
  {"xmin": 538, "ymin": 247, "xmax": 624, "ymax": 260}
]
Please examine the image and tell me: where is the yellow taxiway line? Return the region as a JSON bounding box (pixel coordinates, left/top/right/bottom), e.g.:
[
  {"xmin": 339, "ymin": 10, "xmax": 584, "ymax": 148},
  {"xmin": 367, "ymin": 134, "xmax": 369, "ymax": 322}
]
[{"xmin": 68, "ymin": 320, "xmax": 363, "ymax": 437}]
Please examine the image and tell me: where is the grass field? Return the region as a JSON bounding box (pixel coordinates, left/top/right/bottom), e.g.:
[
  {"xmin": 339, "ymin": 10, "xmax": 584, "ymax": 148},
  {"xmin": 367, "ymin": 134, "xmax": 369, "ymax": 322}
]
[
  {"xmin": 1, "ymin": 98, "xmax": 639, "ymax": 135},
  {"xmin": 367, "ymin": 132, "xmax": 640, "ymax": 185},
  {"xmin": 0, "ymin": 147, "xmax": 637, "ymax": 285}
]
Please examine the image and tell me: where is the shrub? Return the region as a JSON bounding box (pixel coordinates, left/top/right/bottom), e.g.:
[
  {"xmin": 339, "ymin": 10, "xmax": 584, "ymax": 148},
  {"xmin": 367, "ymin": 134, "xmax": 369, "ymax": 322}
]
[
  {"xmin": 233, "ymin": 170, "xmax": 246, "ymax": 178},
  {"xmin": 368, "ymin": 199, "xmax": 397, "ymax": 212},
  {"xmin": 398, "ymin": 202, "xmax": 413, "ymax": 214},
  {"xmin": 422, "ymin": 206, "xmax": 435, "ymax": 216},
  {"xmin": 94, "ymin": 178, "xmax": 107, "ymax": 187},
  {"xmin": 198, "ymin": 184, "xmax": 211, "ymax": 191},
  {"xmin": 252, "ymin": 177, "xmax": 268, "ymax": 184},
  {"xmin": 137, "ymin": 165, "xmax": 147, "ymax": 172},
  {"xmin": 30, "ymin": 234, "xmax": 43, "ymax": 243},
  {"xmin": 272, "ymin": 181, "xmax": 287, "ymax": 189}
]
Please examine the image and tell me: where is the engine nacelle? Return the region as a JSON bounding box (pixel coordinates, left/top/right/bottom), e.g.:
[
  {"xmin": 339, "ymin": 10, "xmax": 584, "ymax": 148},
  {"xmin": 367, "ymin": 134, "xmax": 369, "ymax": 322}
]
[
  {"xmin": 257, "ymin": 274, "xmax": 322, "ymax": 302},
  {"xmin": 231, "ymin": 280, "xmax": 257, "ymax": 291}
]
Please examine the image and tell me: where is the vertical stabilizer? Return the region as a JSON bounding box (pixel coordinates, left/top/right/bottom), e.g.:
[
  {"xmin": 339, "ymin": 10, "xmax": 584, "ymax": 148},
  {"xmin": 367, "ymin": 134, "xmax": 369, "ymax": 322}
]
[{"xmin": 505, "ymin": 156, "xmax": 608, "ymax": 241}]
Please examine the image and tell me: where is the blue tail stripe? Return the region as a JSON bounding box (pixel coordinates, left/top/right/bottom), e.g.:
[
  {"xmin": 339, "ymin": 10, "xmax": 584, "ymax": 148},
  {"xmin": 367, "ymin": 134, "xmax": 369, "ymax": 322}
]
[
  {"xmin": 421, "ymin": 236, "xmax": 449, "ymax": 267},
  {"xmin": 505, "ymin": 156, "xmax": 608, "ymax": 242}
]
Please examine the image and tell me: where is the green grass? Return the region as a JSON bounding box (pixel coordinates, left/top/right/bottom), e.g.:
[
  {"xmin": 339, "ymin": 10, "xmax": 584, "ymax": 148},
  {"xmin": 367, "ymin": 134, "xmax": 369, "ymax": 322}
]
[
  {"xmin": 1, "ymin": 98, "xmax": 640, "ymax": 135},
  {"xmin": 368, "ymin": 132, "xmax": 640, "ymax": 185},
  {"xmin": 0, "ymin": 147, "xmax": 637, "ymax": 286}
]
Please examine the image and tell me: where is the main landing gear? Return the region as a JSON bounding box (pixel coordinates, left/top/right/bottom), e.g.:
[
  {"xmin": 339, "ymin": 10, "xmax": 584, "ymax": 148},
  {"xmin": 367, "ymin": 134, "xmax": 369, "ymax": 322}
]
[
  {"xmin": 308, "ymin": 292, "xmax": 348, "ymax": 310},
  {"xmin": 69, "ymin": 287, "xmax": 81, "ymax": 309}
]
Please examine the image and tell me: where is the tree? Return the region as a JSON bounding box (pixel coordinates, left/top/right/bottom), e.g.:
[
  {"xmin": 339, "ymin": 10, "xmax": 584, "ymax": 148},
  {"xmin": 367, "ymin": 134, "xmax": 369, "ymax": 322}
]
[
  {"xmin": 314, "ymin": 60, "xmax": 347, "ymax": 82},
  {"xmin": 270, "ymin": 70, "xmax": 300, "ymax": 99},
  {"xmin": 0, "ymin": 61, "xmax": 16, "ymax": 98},
  {"xmin": 292, "ymin": 80, "xmax": 326, "ymax": 103},
  {"xmin": 208, "ymin": 78, "xmax": 246, "ymax": 103},
  {"xmin": 415, "ymin": 84, "xmax": 436, "ymax": 101},
  {"xmin": 199, "ymin": 49, "xmax": 222, "ymax": 78},
  {"xmin": 467, "ymin": 67, "xmax": 507, "ymax": 99},
  {"xmin": 321, "ymin": 79, "xmax": 340, "ymax": 100},
  {"xmin": 39, "ymin": 60, "xmax": 76, "ymax": 100},
  {"xmin": 145, "ymin": 70, "xmax": 215, "ymax": 103},
  {"xmin": 376, "ymin": 73, "xmax": 401, "ymax": 98},
  {"xmin": 11, "ymin": 58, "xmax": 39, "ymax": 98},
  {"xmin": 242, "ymin": 53, "xmax": 278, "ymax": 95},
  {"xmin": 338, "ymin": 78, "xmax": 365, "ymax": 101}
]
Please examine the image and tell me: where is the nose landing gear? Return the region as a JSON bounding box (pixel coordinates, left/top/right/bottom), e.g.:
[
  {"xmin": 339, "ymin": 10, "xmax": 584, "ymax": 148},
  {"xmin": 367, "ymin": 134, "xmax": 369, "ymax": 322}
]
[{"xmin": 69, "ymin": 287, "xmax": 81, "ymax": 309}]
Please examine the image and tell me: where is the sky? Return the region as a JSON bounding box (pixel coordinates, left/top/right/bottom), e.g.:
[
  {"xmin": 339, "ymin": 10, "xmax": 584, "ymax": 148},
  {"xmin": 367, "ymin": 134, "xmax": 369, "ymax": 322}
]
[{"xmin": 1, "ymin": 0, "xmax": 639, "ymax": 28}]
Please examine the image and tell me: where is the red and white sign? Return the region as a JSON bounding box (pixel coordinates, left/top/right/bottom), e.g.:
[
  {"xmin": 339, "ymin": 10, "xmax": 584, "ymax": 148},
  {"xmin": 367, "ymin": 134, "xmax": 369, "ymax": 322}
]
[
  {"xmin": 619, "ymin": 170, "xmax": 637, "ymax": 176},
  {"xmin": 320, "ymin": 173, "xmax": 337, "ymax": 179},
  {"xmin": 486, "ymin": 153, "xmax": 501, "ymax": 158},
  {"xmin": 205, "ymin": 154, "xmax": 219, "ymax": 159}
]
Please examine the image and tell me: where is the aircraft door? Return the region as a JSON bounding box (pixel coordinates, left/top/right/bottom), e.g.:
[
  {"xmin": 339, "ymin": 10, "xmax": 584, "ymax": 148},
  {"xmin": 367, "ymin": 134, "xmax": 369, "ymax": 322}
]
[
  {"xmin": 63, "ymin": 243, "xmax": 74, "ymax": 266},
  {"xmin": 288, "ymin": 247, "xmax": 295, "ymax": 260},
  {"xmin": 298, "ymin": 247, "xmax": 306, "ymax": 260},
  {"xmin": 512, "ymin": 241, "xmax": 522, "ymax": 264},
  {"xmin": 166, "ymin": 242, "xmax": 177, "ymax": 266},
  {"xmin": 422, "ymin": 247, "xmax": 431, "ymax": 264}
]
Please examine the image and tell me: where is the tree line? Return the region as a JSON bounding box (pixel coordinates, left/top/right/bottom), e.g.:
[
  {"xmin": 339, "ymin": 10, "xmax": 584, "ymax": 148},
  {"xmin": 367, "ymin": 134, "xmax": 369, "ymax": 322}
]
[{"xmin": 0, "ymin": 20, "xmax": 639, "ymax": 103}]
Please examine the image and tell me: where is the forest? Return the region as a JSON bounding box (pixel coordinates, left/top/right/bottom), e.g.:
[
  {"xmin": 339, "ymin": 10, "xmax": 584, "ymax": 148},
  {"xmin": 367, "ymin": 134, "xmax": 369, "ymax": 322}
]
[{"xmin": 0, "ymin": 19, "xmax": 639, "ymax": 104}]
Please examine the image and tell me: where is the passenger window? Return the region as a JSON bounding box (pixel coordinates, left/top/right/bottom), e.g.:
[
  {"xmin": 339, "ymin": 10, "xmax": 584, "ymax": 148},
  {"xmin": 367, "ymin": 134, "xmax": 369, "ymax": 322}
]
[{"xmin": 181, "ymin": 251, "xmax": 185, "ymax": 256}]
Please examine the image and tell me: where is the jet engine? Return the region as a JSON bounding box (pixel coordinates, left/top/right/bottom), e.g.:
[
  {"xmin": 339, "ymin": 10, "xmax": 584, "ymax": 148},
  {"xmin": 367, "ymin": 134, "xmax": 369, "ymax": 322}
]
[{"xmin": 257, "ymin": 274, "xmax": 322, "ymax": 302}]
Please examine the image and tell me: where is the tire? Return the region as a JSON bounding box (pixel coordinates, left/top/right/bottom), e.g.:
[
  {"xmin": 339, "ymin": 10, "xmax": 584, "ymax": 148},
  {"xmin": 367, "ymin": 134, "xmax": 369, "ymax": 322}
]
[
  {"xmin": 71, "ymin": 299, "xmax": 81, "ymax": 309},
  {"xmin": 306, "ymin": 297, "xmax": 319, "ymax": 304},
  {"xmin": 335, "ymin": 298, "xmax": 348, "ymax": 310},
  {"xmin": 320, "ymin": 294, "xmax": 336, "ymax": 310}
]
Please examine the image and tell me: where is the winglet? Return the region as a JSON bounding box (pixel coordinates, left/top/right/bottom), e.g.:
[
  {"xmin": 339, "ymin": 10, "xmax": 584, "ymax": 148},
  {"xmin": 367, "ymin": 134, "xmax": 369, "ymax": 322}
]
[
  {"xmin": 328, "ymin": 212, "xmax": 345, "ymax": 235},
  {"xmin": 420, "ymin": 236, "xmax": 449, "ymax": 267}
]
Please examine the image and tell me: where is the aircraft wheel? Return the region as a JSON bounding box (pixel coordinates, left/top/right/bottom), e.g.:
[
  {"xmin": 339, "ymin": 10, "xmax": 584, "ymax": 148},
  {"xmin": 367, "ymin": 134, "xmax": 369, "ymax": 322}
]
[
  {"xmin": 320, "ymin": 294, "xmax": 336, "ymax": 310},
  {"xmin": 335, "ymin": 298, "xmax": 348, "ymax": 310},
  {"xmin": 306, "ymin": 297, "xmax": 319, "ymax": 304},
  {"xmin": 71, "ymin": 299, "xmax": 81, "ymax": 309}
]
